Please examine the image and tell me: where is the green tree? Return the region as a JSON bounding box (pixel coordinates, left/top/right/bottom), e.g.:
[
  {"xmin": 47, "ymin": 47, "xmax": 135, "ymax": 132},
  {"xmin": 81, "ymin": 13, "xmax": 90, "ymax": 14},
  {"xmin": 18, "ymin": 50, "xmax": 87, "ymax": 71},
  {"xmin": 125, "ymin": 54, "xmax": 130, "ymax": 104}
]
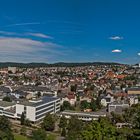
[
  {"xmin": 90, "ymin": 100, "xmax": 97, "ymax": 111},
  {"xmin": 133, "ymin": 110, "xmax": 140, "ymax": 129},
  {"xmin": 61, "ymin": 128, "xmax": 66, "ymax": 137},
  {"xmin": 20, "ymin": 126, "xmax": 27, "ymax": 136},
  {"xmin": 80, "ymin": 100, "xmax": 90, "ymax": 110},
  {"xmin": 81, "ymin": 117, "xmax": 117, "ymax": 140},
  {"xmin": 3, "ymin": 96, "xmax": 11, "ymax": 102},
  {"xmin": 59, "ymin": 116, "xmax": 67, "ymax": 136},
  {"xmin": 111, "ymin": 112, "xmax": 125, "ymax": 123},
  {"xmin": 0, "ymin": 130, "xmax": 7, "ymax": 140},
  {"xmin": 67, "ymin": 116, "xmax": 84, "ymax": 140},
  {"xmin": 70, "ymin": 85, "xmax": 77, "ymax": 92},
  {"xmin": 61, "ymin": 101, "xmax": 74, "ymax": 111},
  {"xmin": 0, "ymin": 81, "xmax": 3, "ymax": 85},
  {"xmin": 116, "ymin": 127, "xmax": 134, "ymax": 140},
  {"xmin": 0, "ymin": 116, "xmax": 12, "ymax": 132},
  {"xmin": 25, "ymin": 119, "xmax": 31, "ymax": 127},
  {"xmin": 41, "ymin": 114, "xmax": 55, "ymax": 131},
  {"xmin": 37, "ymin": 92, "xmax": 41, "ymax": 98},
  {"xmin": 32, "ymin": 128, "xmax": 47, "ymax": 140},
  {"xmin": 20, "ymin": 112, "xmax": 25, "ymax": 125},
  {"xmin": 0, "ymin": 116, "xmax": 14, "ymax": 140},
  {"xmin": 59, "ymin": 115, "xmax": 67, "ymax": 129}
]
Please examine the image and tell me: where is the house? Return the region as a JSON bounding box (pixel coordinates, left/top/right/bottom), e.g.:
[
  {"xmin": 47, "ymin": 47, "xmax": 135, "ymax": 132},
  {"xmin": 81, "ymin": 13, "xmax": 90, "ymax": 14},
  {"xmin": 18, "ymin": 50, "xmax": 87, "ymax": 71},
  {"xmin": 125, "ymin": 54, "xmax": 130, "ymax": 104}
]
[
  {"xmin": 0, "ymin": 86, "xmax": 12, "ymax": 94},
  {"xmin": 62, "ymin": 92, "xmax": 76, "ymax": 105},
  {"xmin": 108, "ymin": 101, "xmax": 129, "ymax": 114},
  {"xmin": 129, "ymin": 96, "xmax": 139, "ymax": 106},
  {"xmin": 100, "ymin": 94, "xmax": 114, "ymax": 107}
]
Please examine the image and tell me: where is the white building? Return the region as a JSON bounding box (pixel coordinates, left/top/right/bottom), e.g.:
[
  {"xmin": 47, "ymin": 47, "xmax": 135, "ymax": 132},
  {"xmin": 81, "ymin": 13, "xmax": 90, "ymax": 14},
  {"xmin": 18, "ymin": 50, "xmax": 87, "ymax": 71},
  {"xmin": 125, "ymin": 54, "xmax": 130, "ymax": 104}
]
[
  {"xmin": 0, "ymin": 101, "xmax": 16, "ymax": 118},
  {"xmin": 60, "ymin": 110, "xmax": 106, "ymax": 121},
  {"xmin": 8, "ymin": 67, "xmax": 17, "ymax": 73},
  {"xmin": 100, "ymin": 94, "xmax": 114, "ymax": 107},
  {"xmin": 129, "ymin": 97, "xmax": 139, "ymax": 106},
  {"xmin": 0, "ymin": 96, "xmax": 60, "ymax": 122}
]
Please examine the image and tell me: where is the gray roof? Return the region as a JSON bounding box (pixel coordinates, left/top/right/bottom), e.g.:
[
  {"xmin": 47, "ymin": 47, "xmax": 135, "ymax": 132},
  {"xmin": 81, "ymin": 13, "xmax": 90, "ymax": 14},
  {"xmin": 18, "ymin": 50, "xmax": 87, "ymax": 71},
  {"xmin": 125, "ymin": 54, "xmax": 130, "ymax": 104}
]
[
  {"xmin": 19, "ymin": 96, "xmax": 60, "ymax": 107},
  {"xmin": 61, "ymin": 109, "xmax": 106, "ymax": 117},
  {"xmin": 0, "ymin": 86, "xmax": 11, "ymax": 93},
  {"xmin": 127, "ymin": 87, "xmax": 140, "ymax": 91},
  {"xmin": 109, "ymin": 101, "xmax": 129, "ymax": 105},
  {"xmin": 16, "ymin": 86, "xmax": 50, "ymax": 92},
  {"xmin": 0, "ymin": 101, "xmax": 15, "ymax": 107}
]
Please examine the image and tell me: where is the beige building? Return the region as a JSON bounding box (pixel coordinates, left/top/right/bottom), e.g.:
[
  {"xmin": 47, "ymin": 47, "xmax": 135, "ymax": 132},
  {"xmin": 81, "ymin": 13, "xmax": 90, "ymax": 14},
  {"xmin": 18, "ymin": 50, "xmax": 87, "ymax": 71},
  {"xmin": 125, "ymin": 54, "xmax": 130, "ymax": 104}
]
[{"xmin": 127, "ymin": 87, "xmax": 140, "ymax": 95}]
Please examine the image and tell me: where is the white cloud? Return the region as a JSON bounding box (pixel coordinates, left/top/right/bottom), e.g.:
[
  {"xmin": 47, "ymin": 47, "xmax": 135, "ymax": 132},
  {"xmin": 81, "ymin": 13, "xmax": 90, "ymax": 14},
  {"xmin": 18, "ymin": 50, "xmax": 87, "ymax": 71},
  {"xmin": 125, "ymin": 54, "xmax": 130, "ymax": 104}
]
[
  {"xmin": 138, "ymin": 53, "xmax": 140, "ymax": 56},
  {"xmin": 0, "ymin": 31, "xmax": 53, "ymax": 39},
  {"xmin": 26, "ymin": 33, "xmax": 53, "ymax": 39},
  {"xmin": 109, "ymin": 36, "xmax": 123, "ymax": 40},
  {"xmin": 0, "ymin": 31, "xmax": 16, "ymax": 35},
  {"xmin": 112, "ymin": 49, "xmax": 122, "ymax": 53},
  {"xmin": 5, "ymin": 22, "xmax": 41, "ymax": 27},
  {"xmin": 0, "ymin": 37, "xmax": 64, "ymax": 62}
]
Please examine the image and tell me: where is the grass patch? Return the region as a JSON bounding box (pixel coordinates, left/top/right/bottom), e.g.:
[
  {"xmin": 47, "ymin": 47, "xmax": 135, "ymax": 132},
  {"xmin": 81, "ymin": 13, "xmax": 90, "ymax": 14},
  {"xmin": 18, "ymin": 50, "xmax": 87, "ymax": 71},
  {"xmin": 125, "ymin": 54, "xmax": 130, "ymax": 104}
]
[
  {"xmin": 14, "ymin": 133, "xmax": 57, "ymax": 140},
  {"xmin": 14, "ymin": 134, "xmax": 31, "ymax": 140},
  {"xmin": 47, "ymin": 133, "xmax": 57, "ymax": 140}
]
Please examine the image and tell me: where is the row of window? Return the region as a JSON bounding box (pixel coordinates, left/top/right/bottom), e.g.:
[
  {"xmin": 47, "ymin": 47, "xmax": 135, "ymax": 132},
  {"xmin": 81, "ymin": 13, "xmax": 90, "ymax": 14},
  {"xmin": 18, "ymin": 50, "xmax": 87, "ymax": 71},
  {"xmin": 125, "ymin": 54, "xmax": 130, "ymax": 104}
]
[
  {"xmin": 36, "ymin": 106, "xmax": 54, "ymax": 116},
  {"xmin": 17, "ymin": 113, "xmax": 21, "ymax": 117},
  {"xmin": 35, "ymin": 109, "xmax": 54, "ymax": 120},
  {"xmin": 36, "ymin": 102, "xmax": 54, "ymax": 111},
  {"xmin": 56, "ymin": 100, "xmax": 60, "ymax": 103},
  {"xmin": 56, "ymin": 106, "xmax": 60, "ymax": 110},
  {"xmin": 3, "ymin": 112, "xmax": 14, "ymax": 116}
]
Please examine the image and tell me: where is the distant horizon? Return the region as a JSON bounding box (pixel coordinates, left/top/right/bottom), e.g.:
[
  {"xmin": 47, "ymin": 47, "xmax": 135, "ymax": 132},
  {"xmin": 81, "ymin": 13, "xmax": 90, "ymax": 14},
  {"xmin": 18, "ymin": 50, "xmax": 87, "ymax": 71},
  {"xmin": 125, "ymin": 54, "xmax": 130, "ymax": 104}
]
[{"xmin": 0, "ymin": 61, "xmax": 135, "ymax": 65}]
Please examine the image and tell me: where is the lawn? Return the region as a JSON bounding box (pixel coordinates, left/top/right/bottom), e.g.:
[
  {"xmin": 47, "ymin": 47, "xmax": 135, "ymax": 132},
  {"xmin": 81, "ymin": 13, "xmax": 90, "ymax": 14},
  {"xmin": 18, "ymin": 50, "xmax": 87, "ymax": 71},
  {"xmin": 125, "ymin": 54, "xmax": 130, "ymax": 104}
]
[
  {"xmin": 14, "ymin": 134, "xmax": 31, "ymax": 140},
  {"xmin": 14, "ymin": 133, "xmax": 57, "ymax": 140},
  {"xmin": 47, "ymin": 133, "xmax": 56, "ymax": 140}
]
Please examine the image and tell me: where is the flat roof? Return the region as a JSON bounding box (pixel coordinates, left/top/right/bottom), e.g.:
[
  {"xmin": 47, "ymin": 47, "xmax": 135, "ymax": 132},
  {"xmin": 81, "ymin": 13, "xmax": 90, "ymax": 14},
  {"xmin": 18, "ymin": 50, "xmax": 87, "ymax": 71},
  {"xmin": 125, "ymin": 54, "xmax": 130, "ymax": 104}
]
[
  {"xmin": 0, "ymin": 101, "xmax": 15, "ymax": 107},
  {"xmin": 61, "ymin": 109, "xmax": 106, "ymax": 117},
  {"xmin": 19, "ymin": 96, "xmax": 60, "ymax": 107},
  {"xmin": 127, "ymin": 87, "xmax": 140, "ymax": 91}
]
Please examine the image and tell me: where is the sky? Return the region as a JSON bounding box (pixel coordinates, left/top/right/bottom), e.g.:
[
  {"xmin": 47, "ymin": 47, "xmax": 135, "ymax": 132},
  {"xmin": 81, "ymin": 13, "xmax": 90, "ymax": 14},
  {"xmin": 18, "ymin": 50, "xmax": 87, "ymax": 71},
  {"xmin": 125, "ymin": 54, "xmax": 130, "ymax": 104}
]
[{"xmin": 0, "ymin": 0, "xmax": 139, "ymax": 64}]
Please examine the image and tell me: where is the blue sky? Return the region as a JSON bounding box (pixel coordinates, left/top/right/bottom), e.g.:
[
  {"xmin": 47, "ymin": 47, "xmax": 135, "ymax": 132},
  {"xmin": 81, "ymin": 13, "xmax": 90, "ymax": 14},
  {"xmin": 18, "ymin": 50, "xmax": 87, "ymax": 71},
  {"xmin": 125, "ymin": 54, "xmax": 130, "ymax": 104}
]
[{"xmin": 0, "ymin": 0, "xmax": 139, "ymax": 64}]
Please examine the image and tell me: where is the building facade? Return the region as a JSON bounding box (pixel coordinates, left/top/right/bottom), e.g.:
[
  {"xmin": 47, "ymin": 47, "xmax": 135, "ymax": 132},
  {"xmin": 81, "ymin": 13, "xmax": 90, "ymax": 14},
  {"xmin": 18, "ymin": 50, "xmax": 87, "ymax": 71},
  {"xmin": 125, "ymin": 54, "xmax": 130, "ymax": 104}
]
[{"xmin": 0, "ymin": 96, "xmax": 60, "ymax": 122}]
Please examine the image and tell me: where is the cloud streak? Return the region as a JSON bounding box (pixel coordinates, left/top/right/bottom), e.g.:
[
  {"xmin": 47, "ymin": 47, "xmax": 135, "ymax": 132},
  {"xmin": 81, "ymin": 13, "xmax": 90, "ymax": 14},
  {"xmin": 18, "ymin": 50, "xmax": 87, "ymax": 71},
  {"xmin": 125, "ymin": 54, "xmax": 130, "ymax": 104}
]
[
  {"xmin": 112, "ymin": 49, "xmax": 122, "ymax": 53},
  {"xmin": 5, "ymin": 22, "xmax": 41, "ymax": 27},
  {"xmin": 26, "ymin": 32, "xmax": 53, "ymax": 39},
  {"xmin": 109, "ymin": 36, "xmax": 123, "ymax": 40},
  {"xmin": 0, "ymin": 30, "xmax": 53, "ymax": 39},
  {"xmin": 0, "ymin": 31, "xmax": 17, "ymax": 35},
  {"xmin": 0, "ymin": 36, "xmax": 64, "ymax": 62}
]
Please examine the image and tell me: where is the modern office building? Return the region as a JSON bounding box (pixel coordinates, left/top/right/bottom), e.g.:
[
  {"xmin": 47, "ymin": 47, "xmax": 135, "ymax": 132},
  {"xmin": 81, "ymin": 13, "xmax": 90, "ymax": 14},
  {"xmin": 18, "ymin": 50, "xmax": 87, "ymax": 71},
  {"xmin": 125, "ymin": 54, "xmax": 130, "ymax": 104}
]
[
  {"xmin": 0, "ymin": 96, "xmax": 60, "ymax": 122},
  {"xmin": 16, "ymin": 96, "xmax": 60, "ymax": 122}
]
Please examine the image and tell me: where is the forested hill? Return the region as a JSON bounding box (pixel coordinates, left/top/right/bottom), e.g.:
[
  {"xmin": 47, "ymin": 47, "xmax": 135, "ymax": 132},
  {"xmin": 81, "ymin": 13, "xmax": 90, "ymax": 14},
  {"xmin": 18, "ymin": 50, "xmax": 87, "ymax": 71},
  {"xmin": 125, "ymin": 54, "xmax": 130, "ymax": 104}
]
[{"xmin": 0, "ymin": 62, "xmax": 123, "ymax": 68}]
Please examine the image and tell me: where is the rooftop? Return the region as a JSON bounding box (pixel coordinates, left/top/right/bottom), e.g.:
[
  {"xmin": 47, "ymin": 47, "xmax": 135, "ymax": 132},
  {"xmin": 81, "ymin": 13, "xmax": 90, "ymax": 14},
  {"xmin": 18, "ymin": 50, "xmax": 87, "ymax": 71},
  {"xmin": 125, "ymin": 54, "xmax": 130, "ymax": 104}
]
[
  {"xmin": 19, "ymin": 96, "xmax": 60, "ymax": 107},
  {"xmin": 0, "ymin": 101, "xmax": 16, "ymax": 107},
  {"xmin": 61, "ymin": 109, "xmax": 107, "ymax": 117}
]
